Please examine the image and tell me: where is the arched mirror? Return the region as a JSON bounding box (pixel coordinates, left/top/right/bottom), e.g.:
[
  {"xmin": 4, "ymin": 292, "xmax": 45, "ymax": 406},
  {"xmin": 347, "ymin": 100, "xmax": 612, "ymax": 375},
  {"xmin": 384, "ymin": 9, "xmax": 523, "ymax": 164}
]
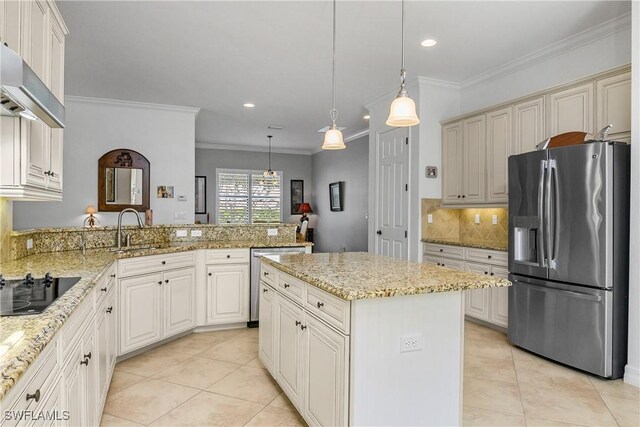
[{"xmin": 98, "ymin": 149, "xmax": 150, "ymax": 212}]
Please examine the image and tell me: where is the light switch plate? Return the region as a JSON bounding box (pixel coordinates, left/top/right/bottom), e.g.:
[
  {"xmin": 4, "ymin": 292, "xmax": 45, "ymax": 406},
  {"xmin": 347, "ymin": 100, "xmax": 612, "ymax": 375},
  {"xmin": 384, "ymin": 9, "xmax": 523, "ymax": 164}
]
[
  {"xmin": 26, "ymin": 239, "xmax": 33, "ymax": 250},
  {"xmin": 191, "ymin": 230, "xmax": 202, "ymax": 237},
  {"xmin": 174, "ymin": 212, "xmax": 187, "ymax": 220},
  {"xmin": 178, "ymin": 195, "xmax": 187, "ymax": 202},
  {"xmin": 267, "ymin": 228, "xmax": 278, "ymax": 236},
  {"xmin": 427, "ymin": 214, "xmax": 433, "ymax": 224},
  {"xmin": 492, "ymin": 214, "xmax": 498, "ymax": 225},
  {"xmin": 474, "ymin": 214, "xmax": 480, "ymax": 224},
  {"xmin": 176, "ymin": 229, "xmax": 188, "ymax": 237}
]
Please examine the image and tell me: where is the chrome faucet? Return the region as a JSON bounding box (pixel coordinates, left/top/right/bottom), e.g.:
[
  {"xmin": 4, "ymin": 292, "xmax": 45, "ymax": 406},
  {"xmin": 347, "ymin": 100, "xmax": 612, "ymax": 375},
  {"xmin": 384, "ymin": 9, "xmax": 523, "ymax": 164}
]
[{"xmin": 117, "ymin": 208, "xmax": 144, "ymax": 249}]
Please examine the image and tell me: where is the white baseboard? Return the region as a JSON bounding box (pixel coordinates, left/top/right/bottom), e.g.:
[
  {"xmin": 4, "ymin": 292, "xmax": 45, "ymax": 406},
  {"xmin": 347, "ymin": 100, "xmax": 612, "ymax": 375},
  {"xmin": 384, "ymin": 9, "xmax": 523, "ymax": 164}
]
[{"xmin": 624, "ymin": 364, "xmax": 640, "ymax": 387}]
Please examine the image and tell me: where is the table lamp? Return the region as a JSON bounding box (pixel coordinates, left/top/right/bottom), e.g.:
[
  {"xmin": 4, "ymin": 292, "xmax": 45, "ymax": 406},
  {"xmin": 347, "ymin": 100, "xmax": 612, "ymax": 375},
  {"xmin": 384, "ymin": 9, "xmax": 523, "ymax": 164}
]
[
  {"xmin": 296, "ymin": 203, "xmax": 313, "ymax": 223},
  {"xmin": 85, "ymin": 205, "xmax": 97, "ymax": 227}
]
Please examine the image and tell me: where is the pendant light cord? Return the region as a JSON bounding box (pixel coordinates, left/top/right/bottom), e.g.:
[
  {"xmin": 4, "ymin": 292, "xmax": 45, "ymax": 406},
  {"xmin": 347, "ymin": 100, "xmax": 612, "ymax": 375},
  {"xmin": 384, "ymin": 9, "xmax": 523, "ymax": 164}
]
[
  {"xmin": 400, "ymin": 0, "xmax": 406, "ymax": 91},
  {"xmin": 330, "ymin": 0, "xmax": 337, "ymax": 125},
  {"xmin": 267, "ymin": 135, "xmax": 272, "ymax": 172}
]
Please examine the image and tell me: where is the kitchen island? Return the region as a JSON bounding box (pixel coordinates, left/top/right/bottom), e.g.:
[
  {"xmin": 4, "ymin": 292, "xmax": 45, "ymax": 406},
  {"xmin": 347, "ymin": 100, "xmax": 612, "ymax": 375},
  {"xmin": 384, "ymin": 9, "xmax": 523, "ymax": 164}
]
[{"xmin": 259, "ymin": 252, "xmax": 510, "ymax": 427}]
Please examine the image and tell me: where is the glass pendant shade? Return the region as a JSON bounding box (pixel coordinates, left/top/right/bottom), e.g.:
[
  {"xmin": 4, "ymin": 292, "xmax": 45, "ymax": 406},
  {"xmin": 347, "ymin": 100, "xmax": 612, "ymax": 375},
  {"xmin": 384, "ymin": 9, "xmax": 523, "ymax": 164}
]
[
  {"xmin": 386, "ymin": 94, "xmax": 420, "ymax": 127},
  {"xmin": 322, "ymin": 127, "xmax": 346, "ymax": 150}
]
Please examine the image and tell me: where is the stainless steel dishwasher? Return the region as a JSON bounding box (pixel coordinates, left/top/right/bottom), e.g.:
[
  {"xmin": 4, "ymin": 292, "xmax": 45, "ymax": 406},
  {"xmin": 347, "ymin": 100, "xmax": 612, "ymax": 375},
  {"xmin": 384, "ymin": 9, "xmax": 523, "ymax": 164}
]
[{"xmin": 249, "ymin": 246, "xmax": 307, "ymax": 327}]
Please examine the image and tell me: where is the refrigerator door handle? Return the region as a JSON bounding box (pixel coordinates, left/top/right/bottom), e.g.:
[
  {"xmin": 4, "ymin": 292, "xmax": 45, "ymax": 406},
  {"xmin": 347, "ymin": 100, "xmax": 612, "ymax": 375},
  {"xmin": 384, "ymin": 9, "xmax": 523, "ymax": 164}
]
[
  {"xmin": 544, "ymin": 159, "xmax": 554, "ymax": 270},
  {"xmin": 550, "ymin": 160, "xmax": 559, "ymax": 269},
  {"xmin": 539, "ymin": 159, "xmax": 548, "ymax": 267}
]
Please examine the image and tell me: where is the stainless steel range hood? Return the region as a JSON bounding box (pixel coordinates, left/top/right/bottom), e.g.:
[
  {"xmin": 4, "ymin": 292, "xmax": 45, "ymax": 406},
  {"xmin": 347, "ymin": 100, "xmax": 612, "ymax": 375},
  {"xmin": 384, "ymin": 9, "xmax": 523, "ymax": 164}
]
[{"xmin": 0, "ymin": 43, "xmax": 65, "ymax": 128}]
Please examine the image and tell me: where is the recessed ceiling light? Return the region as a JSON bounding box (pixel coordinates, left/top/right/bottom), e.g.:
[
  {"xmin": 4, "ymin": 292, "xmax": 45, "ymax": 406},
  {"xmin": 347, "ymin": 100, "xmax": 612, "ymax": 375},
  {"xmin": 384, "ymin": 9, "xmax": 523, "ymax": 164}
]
[
  {"xmin": 267, "ymin": 125, "xmax": 284, "ymax": 130},
  {"xmin": 421, "ymin": 39, "xmax": 437, "ymax": 47},
  {"xmin": 243, "ymin": 103, "xmax": 255, "ymax": 108},
  {"xmin": 363, "ymin": 115, "xmax": 370, "ymax": 120}
]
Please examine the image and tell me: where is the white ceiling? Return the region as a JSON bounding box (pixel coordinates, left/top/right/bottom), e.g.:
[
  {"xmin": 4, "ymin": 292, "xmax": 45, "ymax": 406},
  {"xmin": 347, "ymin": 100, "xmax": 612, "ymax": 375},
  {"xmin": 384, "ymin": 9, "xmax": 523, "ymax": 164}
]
[{"xmin": 58, "ymin": 1, "xmax": 631, "ymax": 154}]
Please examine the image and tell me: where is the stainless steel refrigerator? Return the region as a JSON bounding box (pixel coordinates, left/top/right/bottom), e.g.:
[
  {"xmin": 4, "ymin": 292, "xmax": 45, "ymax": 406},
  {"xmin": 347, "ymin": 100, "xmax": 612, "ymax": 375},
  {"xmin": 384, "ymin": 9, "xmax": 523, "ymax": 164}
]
[{"xmin": 507, "ymin": 141, "xmax": 630, "ymax": 379}]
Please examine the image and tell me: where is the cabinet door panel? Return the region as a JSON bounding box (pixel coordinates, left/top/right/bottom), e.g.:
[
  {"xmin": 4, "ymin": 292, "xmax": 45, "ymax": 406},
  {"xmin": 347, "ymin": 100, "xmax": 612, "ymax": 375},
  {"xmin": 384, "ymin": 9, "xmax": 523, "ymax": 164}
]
[
  {"xmin": 303, "ymin": 314, "xmax": 349, "ymax": 427},
  {"xmin": 440, "ymin": 258, "xmax": 464, "ymax": 271},
  {"xmin": 596, "ymin": 72, "xmax": 631, "ymax": 142},
  {"xmin": 21, "ymin": 120, "xmax": 49, "ymax": 188},
  {"xmin": 120, "ymin": 273, "xmax": 162, "ymax": 354},
  {"xmin": 163, "ymin": 267, "xmax": 196, "ymax": 337},
  {"xmin": 24, "ymin": 0, "xmax": 49, "ymax": 82},
  {"xmin": 275, "ymin": 296, "xmax": 304, "ymax": 408},
  {"xmin": 82, "ymin": 329, "xmax": 97, "ymax": 427},
  {"xmin": 96, "ymin": 306, "xmax": 110, "ymax": 407},
  {"xmin": 548, "ymin": 83, "xmax": 594, "ymax": 136},
  {"xmin": 1, "ymin": 0, "xmax": 22, "ymax": 53},
  {"xmin": 514, "ymin": 97, "xmax": 545, "ymax": 154},
  {"xmin": 62, "ymin": 352, "xmax": 84, "ymax": 427},
  {"xmin": 206, "ymin": 264, "xmax": 249, "ymax": 324},
  {"xmin": 464, "ymin": 262, "xmax": 491, "ymax": 321},
  {"xmin": 442, "ymin": 123, "xmax": 462, "ymax": 203},
  {"xmin": 462, "ymin": 115, "xmax": 486, "ymax": 202},
  {"xmin": 258, "ymin": 282, "xmax": 277, "ymax": 374},
  {"xmin": 490, "ymin": 266, "xmax": 509, "ymax": 327},
  {"xmin": 486, "ymin": 107, "xmax": 511, "ymax": 203}
]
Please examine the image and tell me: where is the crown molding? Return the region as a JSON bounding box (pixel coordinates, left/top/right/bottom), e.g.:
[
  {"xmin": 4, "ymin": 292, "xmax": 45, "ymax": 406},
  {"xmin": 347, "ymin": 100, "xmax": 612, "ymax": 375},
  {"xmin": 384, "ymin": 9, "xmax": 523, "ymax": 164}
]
[
  {"xmin": 65, "ymin": 96, "xmax": 201, "ymax": 116},
  {"xmin": 195, "ymin": 142, "xmax": 313, "ymax": 156},
  {"xmin": 345, "ymin": 128, "xmax": 369, "ymax": 142},
  {"xmin": 364, "ymin": 75, "xmax": 459, "ymax": 110},
  {"xmin": 461, "ymin": 12, "xmax": 632, "ymax": 89}
]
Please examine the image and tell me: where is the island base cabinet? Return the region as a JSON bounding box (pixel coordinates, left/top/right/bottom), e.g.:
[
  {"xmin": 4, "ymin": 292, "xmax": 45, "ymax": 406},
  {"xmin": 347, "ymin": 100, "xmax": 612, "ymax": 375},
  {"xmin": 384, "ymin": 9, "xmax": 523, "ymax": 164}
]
[
  {"xmin": 303, "ymin": 314, "xmax": 349, "ymax": 427},
  {"xmin": 258, "ymin": 282, "xmax": 276, "ymax": 374},
  {"xmin": 275, "ymin": 296, "xmax": 304, "ymax": 409}
]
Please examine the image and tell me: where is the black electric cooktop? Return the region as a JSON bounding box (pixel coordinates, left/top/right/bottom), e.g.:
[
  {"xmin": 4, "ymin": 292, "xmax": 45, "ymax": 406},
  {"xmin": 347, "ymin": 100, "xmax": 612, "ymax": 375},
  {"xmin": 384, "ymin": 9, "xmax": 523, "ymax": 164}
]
[{"xmin": 0, "ymin": 274, "xmax": 81, "ymax": 316}]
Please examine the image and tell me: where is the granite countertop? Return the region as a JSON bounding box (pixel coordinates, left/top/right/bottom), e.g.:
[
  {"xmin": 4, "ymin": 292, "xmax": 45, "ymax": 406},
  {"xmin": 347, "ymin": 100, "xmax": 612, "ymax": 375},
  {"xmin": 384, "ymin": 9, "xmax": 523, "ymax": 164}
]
[
  {"xmin": 261, "ymin": 252, "xmax": 510, "ymax": 301},
  {"xmin": 421, "ymin": 238, "xmax": 508, "ymax": 252},
  {"xmin": 0, "ymin": 239, "xmax": 310, "ymax": 401}
]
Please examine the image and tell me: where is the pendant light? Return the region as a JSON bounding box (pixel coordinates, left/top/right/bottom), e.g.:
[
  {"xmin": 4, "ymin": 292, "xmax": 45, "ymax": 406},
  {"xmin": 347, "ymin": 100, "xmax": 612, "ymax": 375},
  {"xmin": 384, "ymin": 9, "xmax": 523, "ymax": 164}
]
[
  {"xmin": 386, "ymin": 0, "xmax": 420, "ymax": 127},
  {"xmin": 263, "ymin": 135, "xmax": 277, "ymax": 177},
  {"xmin": 322, "ymin": 0, "xmax": 346, "ymax": 150}
]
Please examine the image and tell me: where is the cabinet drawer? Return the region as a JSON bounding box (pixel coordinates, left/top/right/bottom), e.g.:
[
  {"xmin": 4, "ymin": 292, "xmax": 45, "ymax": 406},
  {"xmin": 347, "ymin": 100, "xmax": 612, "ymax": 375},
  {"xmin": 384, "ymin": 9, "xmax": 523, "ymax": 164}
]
[
  {"xmin": 424, "ymin": 243, "xmax": 464, "ymax": 259},
  {"xmin": 278, "ymin": 273, "xmax": 305, "ymax": 304},
  {"xmin": 305, "ymin": 287, "xmax": 350, "ymax": 334},
  {"xmin": 118, "ymin": 251, "xmax": 196, "ymax": 277},
  {"xmin": 95, "ymin": 263, "xmax": 116, "ymax": 307},
  {"xmin": 6, "ymin": 342, "xmax": 58, "ymax": 416},
  {"xmin": 260, "ymin": 263, "xmax": 278, "ymax": 286},
  {"xmin": 205, "ymin": 248, "xmax": 250, "ymax": 264},
  {"xmin": 59, "ymin": 297, "xmax": 94, "ymax": 361},
  {"xmin": 466, "ymin": 248, "xmax": 507, "ymax": 265}
]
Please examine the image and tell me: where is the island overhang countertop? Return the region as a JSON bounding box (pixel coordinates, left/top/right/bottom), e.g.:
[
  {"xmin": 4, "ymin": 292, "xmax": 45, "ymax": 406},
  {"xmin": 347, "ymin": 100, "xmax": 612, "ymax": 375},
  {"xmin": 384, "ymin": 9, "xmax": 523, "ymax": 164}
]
[{"xmin": 261, "ymin": 252, "xmax": 510, "ymax": 300}]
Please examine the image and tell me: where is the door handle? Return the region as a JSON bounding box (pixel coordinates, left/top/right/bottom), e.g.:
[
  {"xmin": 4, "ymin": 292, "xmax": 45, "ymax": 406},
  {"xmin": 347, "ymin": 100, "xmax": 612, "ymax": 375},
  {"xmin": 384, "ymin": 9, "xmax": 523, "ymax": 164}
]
[
  {"xmin": 545, "ymin": 159, "xmax": 556, "ymax": 269},
  {"xmin": 538, "ymin": 159, "xmax": 548, "ymax": 268},
  {"xmin": 550, "ymin": 160, "xmax": 559, "ymax": 269},
  {"xmin": 376, "ymin": 230, "xmax": 382, "ymax": 235}
]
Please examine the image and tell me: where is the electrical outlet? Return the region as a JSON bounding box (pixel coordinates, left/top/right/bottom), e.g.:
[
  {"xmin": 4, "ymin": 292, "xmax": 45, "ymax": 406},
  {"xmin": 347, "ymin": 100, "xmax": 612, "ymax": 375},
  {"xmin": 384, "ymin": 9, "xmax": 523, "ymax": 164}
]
[
  {"xmin": 267, "ymin": 228, "xmax": 278, "ymax": 236},
  {"xmin": 176, "ymin": 229, "xmax": 188, "ymax": 237},
  {"xmin": 26, "ymin": 239, "xmax": 33, "ymax": 250},
  {"xmin": 474, "ymin": 213, "xmax": 480, "ymax": 224},
  {"xmin": 492, "ymin": 214, "xmax": 498, "ymax": 225},
  {"xmin": 174, "ymin": 212, "xmax": 187, "ymax": 220},
  {"xmin": 427, "ymin": 214, "xmax": 433, "ymax": 224},
  {"xmin": 191, "ymin": 230, "xmax": 202, "ymax": 237},
  {"xmin": 400, "ymin": 334, "xmax": 423, "ymax": 353}
]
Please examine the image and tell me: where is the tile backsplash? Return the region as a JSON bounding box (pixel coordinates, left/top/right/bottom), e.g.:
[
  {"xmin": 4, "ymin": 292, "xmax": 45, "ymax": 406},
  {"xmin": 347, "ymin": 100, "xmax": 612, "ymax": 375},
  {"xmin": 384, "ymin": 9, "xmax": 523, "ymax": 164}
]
[{"xmin": 421, "ymin": 198, "xmax": 508, "ymax": 245}]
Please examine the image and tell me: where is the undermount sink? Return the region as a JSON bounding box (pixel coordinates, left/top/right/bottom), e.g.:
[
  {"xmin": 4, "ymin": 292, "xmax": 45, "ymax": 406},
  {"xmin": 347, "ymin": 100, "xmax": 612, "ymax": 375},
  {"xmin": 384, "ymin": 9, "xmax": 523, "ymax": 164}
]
[{"xmin": 109, "ymin": 245, "xmax": 157, "ymax": 253}]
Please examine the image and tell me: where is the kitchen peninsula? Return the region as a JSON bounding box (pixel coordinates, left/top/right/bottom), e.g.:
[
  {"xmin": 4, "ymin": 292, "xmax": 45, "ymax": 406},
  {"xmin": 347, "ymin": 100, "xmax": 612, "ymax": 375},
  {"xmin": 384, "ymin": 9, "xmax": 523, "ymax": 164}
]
[{"xmin": 258, "ymin": 252, "xmax": 509, "ymax": 426}]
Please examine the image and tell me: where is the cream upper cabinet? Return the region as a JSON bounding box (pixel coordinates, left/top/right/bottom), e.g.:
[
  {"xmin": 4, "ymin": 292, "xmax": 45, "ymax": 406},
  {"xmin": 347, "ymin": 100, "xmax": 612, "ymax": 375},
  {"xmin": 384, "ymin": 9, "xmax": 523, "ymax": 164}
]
[
  {"xmin": 513, "ymin": 96, "xmax": 545, "ymax": 154},
  {"xmin": 548, "ymin": 82, "xmax": 594, "ymax": 136},
  {"xmin": 0, "ymin": 0, "xmax": 67, "ymax": 201},
  {"xmin": 486, "ymin": 107, "xmax": 511, "ymax": 203},
  {"xmin": 596, "ymin": 72, "xmax": 631, "ymax": 142},
  {"xmin": 462, "ymin": 115, "xmax": 486, "ymax": 203},
  {"xmin": 441, "ymin": 123, "xmax": 463, "ymax": 203}
]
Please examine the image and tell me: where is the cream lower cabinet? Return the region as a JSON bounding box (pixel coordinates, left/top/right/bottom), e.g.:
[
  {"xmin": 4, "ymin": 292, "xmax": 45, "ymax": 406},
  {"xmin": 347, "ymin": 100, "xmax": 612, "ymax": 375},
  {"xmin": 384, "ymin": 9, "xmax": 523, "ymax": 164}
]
[
  {"xmin": 205, "ymin": 249, "xmax": 250, "ymax": 325},
  {"xmin": 163, "ymin": 267, "xmax": 197, "ymax": 336},
  {"xmin": 96, "ymin": 290, "xmax": 116, "ymax": 413},
  {"xmin": 258, "ymin": 283, "xmax": 277, "ymax": 374}
]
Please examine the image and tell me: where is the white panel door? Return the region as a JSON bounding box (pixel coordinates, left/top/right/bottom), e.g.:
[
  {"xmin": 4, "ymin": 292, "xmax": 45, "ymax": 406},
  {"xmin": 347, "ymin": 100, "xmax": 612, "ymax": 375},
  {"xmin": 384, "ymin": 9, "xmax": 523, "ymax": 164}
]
[
  {"xmin": 163, "ymin": 267, "xmax": 196, "ymax": 337},
  {"xmin": 514, "ymin": 97, "xmax": 545, "ymax": 153},
  {"xmin": 486, "ymin": 107, "xmax": 511, "ymax": 203},
  {"xmin": 206, "ymin": 264, "xmax": 249, "ymax": 324},
  {"xmin": 303, "ymin": 313, "xmax": 349, "ymax": 427},
  {"xmin": 259, "ymin": 282, "xmax": 277, "ymax": 374},
  {"xmin": 462, "ymin": 115, "xmax": 486, "ymax": 202},
  {"xmin": 596, "ymin": 72, "xmax": 631, "ymax": 142},
  {"xmin": 548, "ymin": 82, "xmax": 594, "ymax": 136},
  {"xmin": 275, "ymin": 295, "xmax": 304, "ymax": 409},
  {"xmin": 120, "ymin": 273, "xmax": 162, "ymax": 354},
  {"xmin": 376, "ymin": 127, "xmax": 408, "ymax": 259},
  {"xmin": 464, "ymin": 262, "xmax": 491, "ymax": 321},
  {"xmin": 441, "ymin": 122, "xmax": 463, "ymax": 203},
  {"xmin": 490, "ymin": 265, "xmax": 509, "ymax": 327}
]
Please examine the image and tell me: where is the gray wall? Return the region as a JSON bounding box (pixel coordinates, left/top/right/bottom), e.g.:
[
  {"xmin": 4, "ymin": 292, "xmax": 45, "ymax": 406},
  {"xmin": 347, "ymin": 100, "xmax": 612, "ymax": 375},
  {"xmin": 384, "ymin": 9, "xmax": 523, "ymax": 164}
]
[
  {"xmin": 311, "ymin": 136, "xmax": 369, "ymax": 253},
  {"xmin": 195, "ymin": 148, "xmax": 313, "ymax": 224}
]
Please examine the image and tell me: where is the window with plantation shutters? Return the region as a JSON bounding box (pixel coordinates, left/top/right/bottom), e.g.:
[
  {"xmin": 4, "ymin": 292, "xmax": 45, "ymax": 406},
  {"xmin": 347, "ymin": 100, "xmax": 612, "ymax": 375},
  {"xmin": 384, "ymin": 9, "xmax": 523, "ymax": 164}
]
[{"xmin": 216, "ymin": 169, "xmax": 282, "ymax": 224}]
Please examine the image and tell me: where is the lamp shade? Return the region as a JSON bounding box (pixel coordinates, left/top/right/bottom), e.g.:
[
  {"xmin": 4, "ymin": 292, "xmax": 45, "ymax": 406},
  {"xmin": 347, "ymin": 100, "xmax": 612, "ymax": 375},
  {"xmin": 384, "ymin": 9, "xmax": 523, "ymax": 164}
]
[
  {"xmin": 296, "ymin": 203, "xmax": 314, "ymax": 214},
  {"xmin": 386, "ymin": 94, "xmax": 420, "ymax": 127},
  {"xmin": 85, "ymin": 205, "xmax": 97, "ymax": 214},
  {"xmin": 322, "ymin": 128, "xmax": 346, "ymax": 150}
]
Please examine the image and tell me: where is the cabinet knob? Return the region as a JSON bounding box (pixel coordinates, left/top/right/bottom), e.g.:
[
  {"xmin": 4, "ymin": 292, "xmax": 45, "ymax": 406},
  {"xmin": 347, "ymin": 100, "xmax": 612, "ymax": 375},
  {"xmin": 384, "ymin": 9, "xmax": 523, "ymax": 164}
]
[
  {"xmin": 439, "ymin": 249, "xmax": 443, "ymax": 252},
  {"xmin": 457, "ymin": 195, "xmax": 461, "ymax": 198},
  {"xmin": 26, "ymin": 389, "xmax": 41, "ymax": 402},
  {"xmin": 442, "ymin": 264, "xmax": 446, "ymax": 267},
  {"xmin": 110, "ymin": 274, "xmax": 116, "ymax": 278},
  {"xmin": 100, "ymin": 287, "xmax": 107, "ymax": 292},
  {"xmin": 376, "ymin": 230, "xmax": 382, "ymax": 235},
  {"xmin": 158, "ymin": 281, "xmax": 162, "ymax": 285},
  {"xmin": 161, "ymin": 261, "xmax": 166, "ymax": 265},
  {"xmin": 300, "ymin": 324, "xmax": 307, "ymax": 330},
  {"xmin": 106, "ymin": 307, "xmax": 113, "ymax": 314},
  {"xmin": 262, "ymin": 288, "xmax": 268, "ymax": 293},
  {"xmin": 488, "ymin": 255, "xmax": 492, "ymax": 259},
  {"xmin": 317, "ymin": 302, "xmax": 324, "ymax": 308},
  {"xmin": 84, "ymin": 352, "xmax": 92, "ymax": 360},
  {"xmin": 490, "ymin": 272, "xmax": 494, "ymax": 276},
  {"xmin": 437, "ymin": 262, "xmax": 440, "ymax": 266},
  {"xmin": 226, "ymin": 254, "xmax": 231, "ymax": 258},
  {"xmin": 295, "ymin": 321, "xmax": 301, "ymax": 326},
  {"xmin": 484, "ymin": 271, "xmax": 488, "ymax": 275},
  {"xmin": 263, "ymin": 272, "xmax": 269, "ymax": 276},
  {"xmin": 283, "ymin": 283, "xmax": 290, "ymax": 288},
  {"xmin": 462, "ymin": 195, "xmax": 466, "ymax": 198},
  {"xmin": 208, "ymin": 272, "xmax": 212, "ymax": 276},
  {"xmin": 80, "ymin": 359, "xmax": 89, "ymax": 366},
  {"xmin": 165, "ymin": 279, "xmax": 169, "ymax": 283}
]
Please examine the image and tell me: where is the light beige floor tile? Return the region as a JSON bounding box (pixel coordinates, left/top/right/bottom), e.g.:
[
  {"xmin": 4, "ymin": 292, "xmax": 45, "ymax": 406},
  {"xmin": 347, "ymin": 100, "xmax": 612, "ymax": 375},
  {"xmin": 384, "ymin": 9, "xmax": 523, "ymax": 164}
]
[
  {"xmin": 269, "ymin": 393, "xmax": 297, "ymax": 411},
  {"xmin": 463, "ymin": 377, "xmax": 524, "ymax": 415},
  {"xmin": 464, "ymin": 352, "xmax": 518, "ymax": 385},
  {"xmin": 462, "ymin": 405, "xmax": 526, "ymax": 426},
  {"xmin": 149, "ymin": 391, "xmax": 264, "ymax": 427},
  {"xmin": 246, "ymin": 356, "xmax": 267, "ymax": 369},
  {"xmin": 233, "ymin": 327, "xmax": 259, "ymax": 342},
  {"xmin": 589, "ymin": 377, "xmax": 640, "ymax": 427},
  {"xmin": 525, "ymin": 415, "xmax": 588, "ymax": 426},
  {"xmin": 193, "ymin": 328, "xmax": 246, "ymax": 340},
  {"xmin": 106, "ymin": 371, "xmax": 145, "ymax": 399},
  {"xmin": 115, "ymin": 352, "xmax": 187, "ymax": 377},
  {"xmin": 207, "ymin": 365, "xmax": 281, "ymax": 404},
  {"xmin": 152, "ymin": 356, "xmax": 241, "ymax": 389},
  {"xmin": 245, "ymin": 406, "xmax": 307, "ymax": 427},
  {"xmin": 103, "ymin": 379, "xmax": 199, "ymax": 425},
  {"xmin": 465, "ymin": 335, "xmax": 514, "ymax": 360},
  {"xmin": 99, "ymin": 413, "xmax": 144, "ymax": 427},
  {"xmin": 198, "ymin": 337, "xmax": 258, "ymax": 364},
  {"xmin": 147, "ymin": 334, "xmax": 226, "ymax": 358}
]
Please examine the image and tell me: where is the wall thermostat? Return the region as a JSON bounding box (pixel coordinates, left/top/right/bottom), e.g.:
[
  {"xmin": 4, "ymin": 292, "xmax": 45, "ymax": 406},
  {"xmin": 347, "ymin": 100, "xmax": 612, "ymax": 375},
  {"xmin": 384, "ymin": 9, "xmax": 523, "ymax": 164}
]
[{"xmin": 425, "ymin": 166, "xmax": 438, "ymax": 178}]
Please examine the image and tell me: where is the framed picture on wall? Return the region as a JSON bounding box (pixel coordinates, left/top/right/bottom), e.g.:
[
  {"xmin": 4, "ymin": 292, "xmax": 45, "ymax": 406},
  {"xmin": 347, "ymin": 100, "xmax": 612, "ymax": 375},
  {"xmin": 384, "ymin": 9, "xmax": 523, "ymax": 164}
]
[
  {"xmin": 291, "ymin": 179, "xmax": 304, "ymax": 215},
  {"xmin": 329, "ymin": 181, "xmax": 344, "ymax": 212},
  {"xmin": 195, "ymin": 176, "xmax": 206, "ymax": 214}
]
